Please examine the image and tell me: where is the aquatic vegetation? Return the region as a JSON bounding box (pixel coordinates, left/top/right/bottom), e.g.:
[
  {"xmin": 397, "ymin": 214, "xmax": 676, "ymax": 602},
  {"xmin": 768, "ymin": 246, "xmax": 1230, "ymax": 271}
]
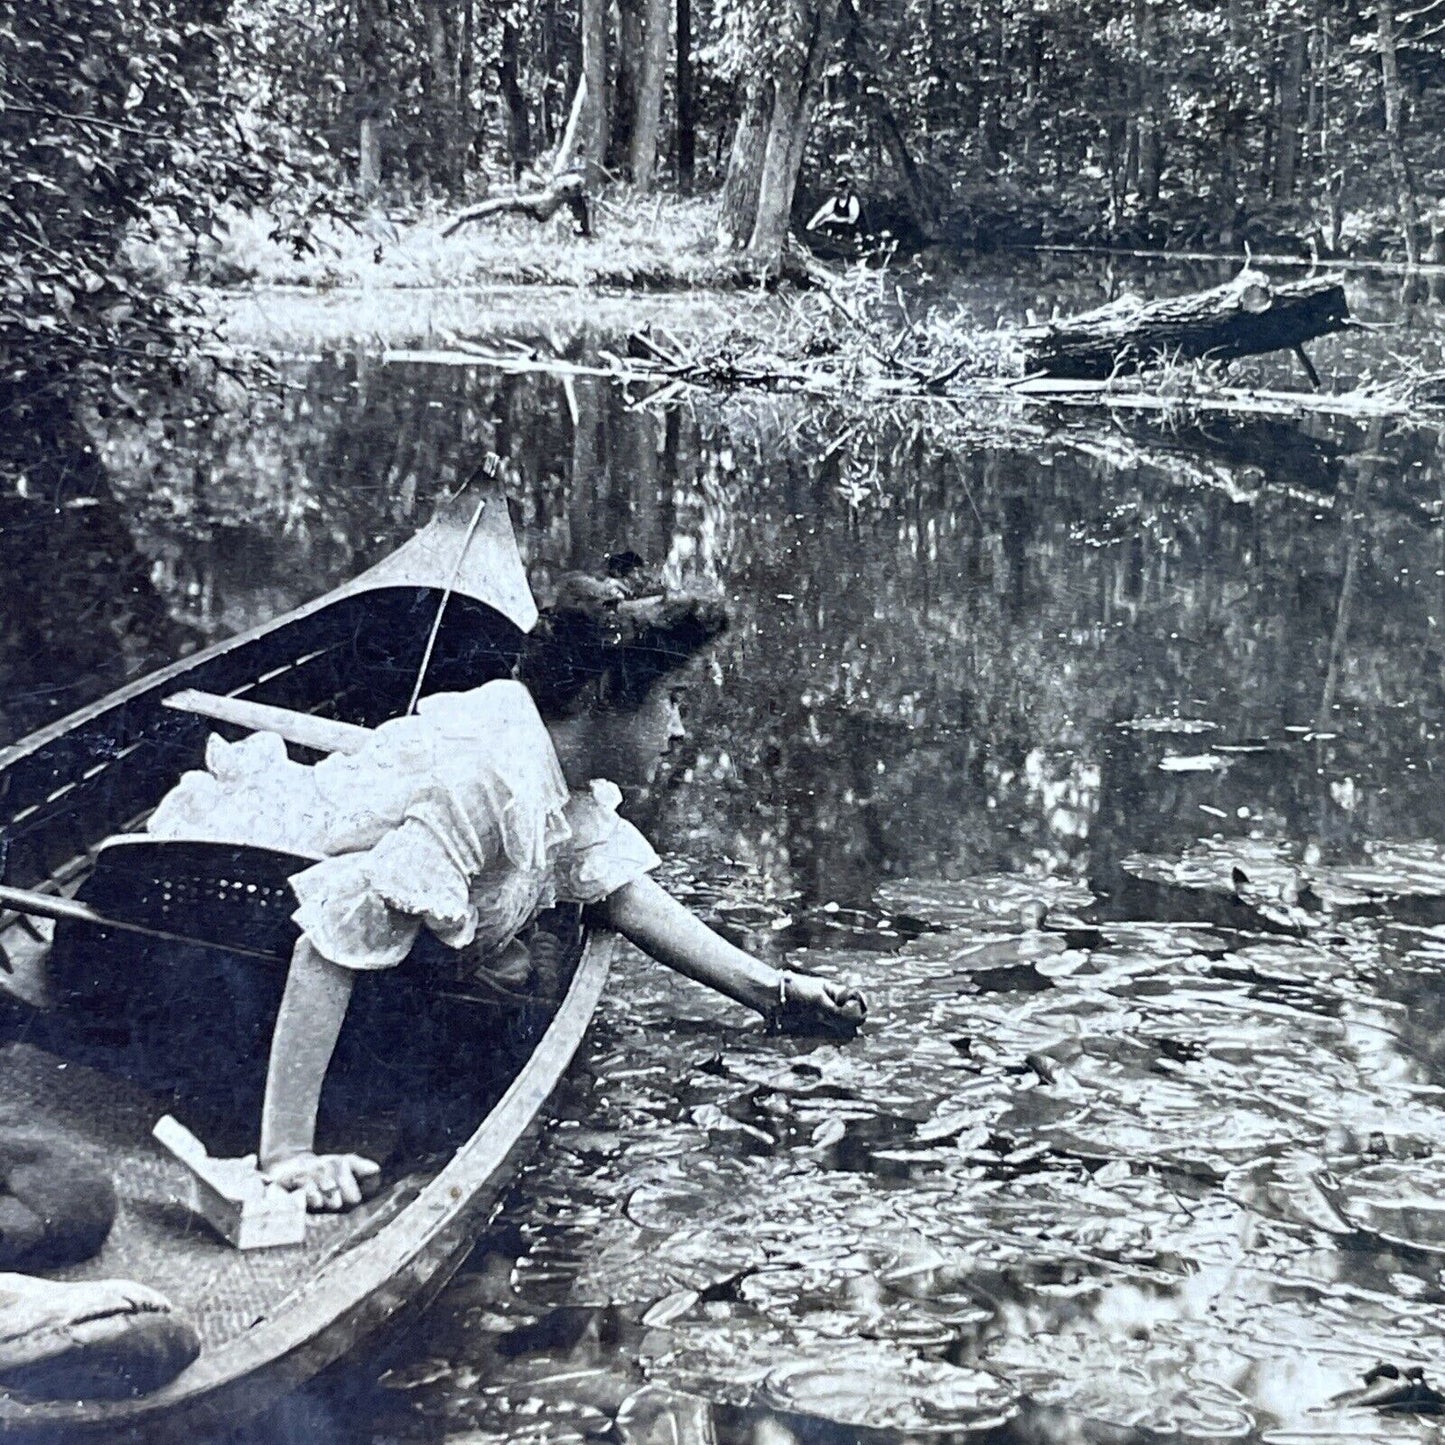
[
  {"xmin": 35, "ymin": 302, "xmax": 1445, "ymax": 1441},
  {"xmin": 354, "ymin": 853, "xmax": 1445, "ymax": 1442}
]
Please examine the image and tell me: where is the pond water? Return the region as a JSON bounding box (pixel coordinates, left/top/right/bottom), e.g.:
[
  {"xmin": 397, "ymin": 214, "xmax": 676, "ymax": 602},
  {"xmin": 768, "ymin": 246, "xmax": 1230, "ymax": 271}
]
[{"xmin": 8, "ymin": 258, "xmax": 1445, "ymax": 1441}]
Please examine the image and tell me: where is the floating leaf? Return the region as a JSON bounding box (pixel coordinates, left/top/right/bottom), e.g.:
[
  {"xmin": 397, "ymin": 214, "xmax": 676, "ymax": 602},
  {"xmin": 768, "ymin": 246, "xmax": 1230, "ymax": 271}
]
[{"xmin": 641, "ymin": 1290, "xmax": 700, "ymax": 1329}]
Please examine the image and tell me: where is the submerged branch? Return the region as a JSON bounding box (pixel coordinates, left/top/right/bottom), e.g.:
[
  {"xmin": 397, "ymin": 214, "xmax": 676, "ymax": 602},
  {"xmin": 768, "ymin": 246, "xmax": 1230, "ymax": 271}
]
[
  {"xmin": 378, "ymin": 261, "xmax": 1445, "ymax": 427},
  {"xmin": 385, "ymin": 334, "xmax": 1445, "ymax": 426}
]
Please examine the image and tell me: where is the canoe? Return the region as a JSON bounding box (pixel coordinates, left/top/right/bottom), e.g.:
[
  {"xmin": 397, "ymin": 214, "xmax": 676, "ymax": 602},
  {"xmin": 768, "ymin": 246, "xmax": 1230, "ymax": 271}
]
[{"xmin": 0, "ymin": 487, "xmax": 616, "ymax": 1438}]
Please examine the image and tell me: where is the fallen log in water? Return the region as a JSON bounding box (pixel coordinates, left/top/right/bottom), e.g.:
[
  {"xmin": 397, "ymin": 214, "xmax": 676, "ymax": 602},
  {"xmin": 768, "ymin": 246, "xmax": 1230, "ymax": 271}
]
[{"xmin": 1018, "ymin": 268, "xmax": 1351, "ymax": 380}]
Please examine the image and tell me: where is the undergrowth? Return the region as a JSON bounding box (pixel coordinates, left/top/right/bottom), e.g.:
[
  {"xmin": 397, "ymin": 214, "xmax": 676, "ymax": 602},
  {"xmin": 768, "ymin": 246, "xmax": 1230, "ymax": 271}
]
[{"xmin": 206, "ymin": 193, "xmax": 751, "ymax": 292}]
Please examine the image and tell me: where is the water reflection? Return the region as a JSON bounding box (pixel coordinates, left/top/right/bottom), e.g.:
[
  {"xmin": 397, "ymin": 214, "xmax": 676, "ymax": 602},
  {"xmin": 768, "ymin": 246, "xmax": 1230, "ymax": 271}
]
[
  {"xmin": 87, "ymin": 370, "xmax": 1445, "ymax": 911},
  {"xmin": 11, "ymin": 332, "xmax": 1445, "ymax": 1440}
]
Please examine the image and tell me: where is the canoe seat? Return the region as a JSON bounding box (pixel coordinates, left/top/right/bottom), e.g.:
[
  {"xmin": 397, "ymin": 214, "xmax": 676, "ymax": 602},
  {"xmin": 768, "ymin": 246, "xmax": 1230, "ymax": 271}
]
[{"xmin": 163, "ymin": 689, "xmax": 372, "ymax": 756}]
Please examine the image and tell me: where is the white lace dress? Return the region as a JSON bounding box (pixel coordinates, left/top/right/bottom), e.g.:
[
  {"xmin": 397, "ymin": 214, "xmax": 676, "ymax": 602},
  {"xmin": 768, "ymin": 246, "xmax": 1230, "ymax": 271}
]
[{"xmin": 147, "ymin": 681, "xmax": 658, "ymax": 972}]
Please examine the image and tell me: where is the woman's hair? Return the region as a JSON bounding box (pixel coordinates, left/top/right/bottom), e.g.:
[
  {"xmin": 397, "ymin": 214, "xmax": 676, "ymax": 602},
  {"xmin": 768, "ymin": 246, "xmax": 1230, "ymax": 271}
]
[{"xmin": 518, "ymin": 564, "xmax": 728, "ymax": 716}]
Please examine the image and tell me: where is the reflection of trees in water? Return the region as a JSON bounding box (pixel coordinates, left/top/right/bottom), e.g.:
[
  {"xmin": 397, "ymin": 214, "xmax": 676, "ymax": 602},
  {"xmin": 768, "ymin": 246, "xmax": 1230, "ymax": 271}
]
[
  {"xmin": 0, "ymin": 457, "xmax": 195, "ymax": 746},
  {"xmin": 662, "ymin": 401, "xmax": 1445, "ymax": 907},
  {"xmin": 78, "ymin": 366, "xmax": 1445, "ymax": 908}
]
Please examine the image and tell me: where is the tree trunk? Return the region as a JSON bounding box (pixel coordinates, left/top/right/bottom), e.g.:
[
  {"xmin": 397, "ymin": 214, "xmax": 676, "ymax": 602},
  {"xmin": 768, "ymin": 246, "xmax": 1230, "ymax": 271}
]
[
  {"xmin": 1259, "ymin": 65, "xmax": 1277, "ymax": 200},
  {"xmin": 1136, "ymin": 0, "xmax": 1162, "ymax": 206},
  {"xmin": 1125, "ymin": 0, "xmax": 1144, "ymax": 195},
  {"xmin": 458, "ymin": 0, "xmax": 474, "ymax": 179},
  {"xmin": 612, "ymin": 0, "xmax": 642, "ymax": 174},
  {"xmin": 568, "ymin": 380, "xmax": 601, "ymax": 559},
  {"xmin": 421, "ymin": 0, "xmax": 456, "ymax": 191},
  {"xmin": 555, "ymin": 68, "xmax": 588, "ymax": 173},
  {"xmin": 630, "ymin": 0, "xmax": 670, "ymax": 191},
  {"xmin": 745, "ymin": 79, "xmax": 810, "ymax": 269},
  {"xmin": 1138, "ymin": 115, "xmax": 1162, "ymax": 207},
  {"xmin": 976, "ymin": 0, "xmax": 1003, "ymax": 162},
  {"xmin": 676, "ymin": 0, "xmax": 695, "ymax": 191},
  {"xmin": 351, "ymin": 0, "xmax": 387, "ymax": 188},
  {"xmin": 1302, "ymin": 0, "xmax": 1324, "ymax": 192},
  {"xmin": 499, "ymin": 22, "xmax": 530, "ymax": 179},
  {"xmin": 540, "ymin": 5, "xmax": 564, "ymax": 148},
  {"xmin": 1216, "ymin": 90, "xmax": 1241, "ymax": 237},
  {"xmin": 359, "ymin": 117, "xmax": 382, "ymax": 197},
  {"xmin": 716, "ymin": 80, "xmax": 771, "ymax": 249},
  {"xmin": 873, "ymin": 99, "xmax": 936, "ymax": 238},
  {"xmin": 1273, "ymin": 19, "xmax": 1306, "ymax": 200},
  {"xmin": 744, "ymin": 0, "xmax": 840, "ymax": 272},
  {"xmin": 579, "ymin": 0, "xmax": 608, "ymax": 184},
  {"xmin": 1216, "ymin": 0, "xmax": 1244, "ymax": 234},
  {"xmin": 1019, "ymin": 270, "xmax": 1351, "ymax": 379},
  {"xmin": 1376, "ymin": 0, "xmax": 1420, "ymax": 264}
]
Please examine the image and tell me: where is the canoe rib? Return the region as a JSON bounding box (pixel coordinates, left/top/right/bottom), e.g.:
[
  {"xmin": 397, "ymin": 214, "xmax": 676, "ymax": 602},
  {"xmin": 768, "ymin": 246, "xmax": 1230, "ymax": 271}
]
[{"xmin": 0, "ymin": 931, "xmax": 616, "ymax": 1440}]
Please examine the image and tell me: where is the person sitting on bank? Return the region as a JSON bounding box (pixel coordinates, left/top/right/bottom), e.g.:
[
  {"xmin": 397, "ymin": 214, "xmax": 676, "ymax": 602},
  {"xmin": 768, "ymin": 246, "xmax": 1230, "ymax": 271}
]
[{"xmin": 148, "ymin": 576, "xmax": 866, "ymax": 1213}]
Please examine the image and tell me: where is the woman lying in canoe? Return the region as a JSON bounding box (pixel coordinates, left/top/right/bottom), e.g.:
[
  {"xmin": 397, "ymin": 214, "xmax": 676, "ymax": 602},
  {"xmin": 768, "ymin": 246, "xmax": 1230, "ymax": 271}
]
[{"xmin": 149, "ymin": 573, "xmax": 865, "ymax": 1213}]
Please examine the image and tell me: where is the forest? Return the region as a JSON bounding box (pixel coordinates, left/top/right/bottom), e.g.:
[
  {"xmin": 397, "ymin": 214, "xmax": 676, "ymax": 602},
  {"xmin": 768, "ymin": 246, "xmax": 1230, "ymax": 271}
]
[
  {"xmin": 9, "ymin": 15, "xmax": 1445, "ymax": 1428},
  {"xmin": 7, "ymin": 0, "xmax": 1445, "ymax": 498}
]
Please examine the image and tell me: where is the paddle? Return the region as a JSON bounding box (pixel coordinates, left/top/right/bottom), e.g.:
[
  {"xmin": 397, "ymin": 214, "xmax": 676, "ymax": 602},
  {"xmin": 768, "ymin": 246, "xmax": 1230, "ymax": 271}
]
[{"xmin": 0, "ymin": 884, "xmax": 287, "ymax": 961}]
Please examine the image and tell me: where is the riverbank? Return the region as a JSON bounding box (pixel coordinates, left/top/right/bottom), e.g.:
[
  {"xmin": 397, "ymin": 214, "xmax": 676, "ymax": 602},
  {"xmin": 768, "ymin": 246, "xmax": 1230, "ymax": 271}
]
[
  {"xmin": 211, "ymin": 194, "xmax": 753, "ymax": 294},
  {"xmin": 208, "ymin": 280, "xmax": 785, "ymax": 353},
  {"xmin": 204, "ymin": 246, "xmax": 1445, "ymax": 439}
]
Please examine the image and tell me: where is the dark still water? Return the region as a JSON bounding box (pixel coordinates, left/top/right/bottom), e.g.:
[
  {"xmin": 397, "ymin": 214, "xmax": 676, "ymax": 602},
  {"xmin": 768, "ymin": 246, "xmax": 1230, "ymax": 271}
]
[{"xmin": 8, "ymin": 298, "xmax": 1445, "ymax": 1440}]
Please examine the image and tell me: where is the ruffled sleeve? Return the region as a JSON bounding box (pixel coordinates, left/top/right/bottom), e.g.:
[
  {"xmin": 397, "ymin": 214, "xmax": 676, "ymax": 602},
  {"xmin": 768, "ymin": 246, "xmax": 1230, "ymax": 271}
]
[
  {"xmin": 553, "ymin": 780, "xmax": 661, "ymax": 904},
  {"xmin": 288, "ymin": 817, "xmax": 464, "ymax": 971}
]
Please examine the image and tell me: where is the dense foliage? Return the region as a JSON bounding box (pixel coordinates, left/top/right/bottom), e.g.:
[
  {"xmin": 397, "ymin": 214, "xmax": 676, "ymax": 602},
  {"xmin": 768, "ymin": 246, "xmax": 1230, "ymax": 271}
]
[
  {"xmin": 200, "ymin": 0, "xmax": 1445, "ymax": 261},
  {"xmin": 8, "ymin": 0, "xmax": 1445, "ymax": 498},
  {"xmin": 788, "ymin": 0, "xmax": 1445, "ymax": 256},
  {"xmin": 0, "ymin": 1, "xmax": 275, "ymax": 486}
]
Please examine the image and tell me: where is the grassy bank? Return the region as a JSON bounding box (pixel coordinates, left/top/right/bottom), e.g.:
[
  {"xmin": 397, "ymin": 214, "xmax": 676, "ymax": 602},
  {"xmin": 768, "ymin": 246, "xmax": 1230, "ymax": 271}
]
[{"xmin": 210, "ymin": 193, "xmax": 758, "ymax": 293}]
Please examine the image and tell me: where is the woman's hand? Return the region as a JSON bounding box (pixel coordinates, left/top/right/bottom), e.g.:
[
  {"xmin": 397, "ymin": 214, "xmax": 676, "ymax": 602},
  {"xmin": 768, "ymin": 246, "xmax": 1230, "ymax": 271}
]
[
  {"xmin": 262, "ymin": 1151, "xmax": 382, "ymax": 1213},
  {"xmin": 770, "ymin": 971, "xmax": 867, "ymax": 1039}
]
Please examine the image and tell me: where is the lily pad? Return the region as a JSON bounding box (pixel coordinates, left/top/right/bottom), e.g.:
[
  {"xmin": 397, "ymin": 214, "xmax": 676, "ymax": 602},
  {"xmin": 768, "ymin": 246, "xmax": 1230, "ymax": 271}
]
[
  {"xmin": 1118, "ymin": 717, "xmax": 1220, "ymax": 735},
  {"xmin": 876, "ymin": 876, "xmax": 1095, "ymax": 930},
  {"xmin": 760, "ymin": 1346, "xmax": 1017, "ymax": 1432}
]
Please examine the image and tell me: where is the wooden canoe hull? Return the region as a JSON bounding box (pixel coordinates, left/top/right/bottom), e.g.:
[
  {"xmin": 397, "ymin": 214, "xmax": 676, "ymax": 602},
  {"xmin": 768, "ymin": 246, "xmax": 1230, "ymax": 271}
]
[
  {"xmin": 0, "ymin": 933, "xmax": 615, "ymax": 1441},
  {"xmin": 0, "ymin": 487, "xmax": 614, "ymax": 1435}
]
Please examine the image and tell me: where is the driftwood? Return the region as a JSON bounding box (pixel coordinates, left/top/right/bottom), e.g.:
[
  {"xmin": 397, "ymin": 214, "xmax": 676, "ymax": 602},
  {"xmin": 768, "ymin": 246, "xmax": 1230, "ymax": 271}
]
[
  {"xmin": 384, "ymin": 332, "xmax": 1445, "ymax": 426},
  {"xmin": 1019, "ymin": 269, "xmax": 1351, "ymax": 381},
  {"xmin": 442, "ymin": 172, "xmax": 592, "ymax": 239}
]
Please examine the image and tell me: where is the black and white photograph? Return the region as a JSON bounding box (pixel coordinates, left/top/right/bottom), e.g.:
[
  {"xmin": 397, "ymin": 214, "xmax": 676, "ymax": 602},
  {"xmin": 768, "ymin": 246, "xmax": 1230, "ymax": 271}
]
[{"xmin": 4, "ymin": 1, "xmax": 1445, "ymax": 1439}]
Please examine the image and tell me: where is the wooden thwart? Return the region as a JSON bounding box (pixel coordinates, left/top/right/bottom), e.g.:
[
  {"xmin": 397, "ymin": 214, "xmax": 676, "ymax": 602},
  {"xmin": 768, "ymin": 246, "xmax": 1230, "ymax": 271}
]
[{"xmin": 164, "ymin": 690, "xmax": 371, "ymax": 755}]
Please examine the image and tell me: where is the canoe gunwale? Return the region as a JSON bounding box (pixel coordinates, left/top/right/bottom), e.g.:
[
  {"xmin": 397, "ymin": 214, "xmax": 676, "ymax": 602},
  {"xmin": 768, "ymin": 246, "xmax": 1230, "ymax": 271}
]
[
  {"xmin": 0, "ymin": 931, "xmax": 617, "ymax": 1439},
  {"xmin": 0, "ymin": 483, "xmax": 530, "ymax": 984},
  {"xmin": 0, "ymin": 486, "xmax": 602, "ymax": 1437}
]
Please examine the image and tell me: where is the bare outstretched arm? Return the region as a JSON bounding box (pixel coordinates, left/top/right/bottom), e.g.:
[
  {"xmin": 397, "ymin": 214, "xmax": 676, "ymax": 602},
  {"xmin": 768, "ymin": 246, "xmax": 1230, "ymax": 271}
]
[
  {"xmin": 259, "ymin": 938, "xmax": 380, "ymax": 1211},
  {"xmin": 593, "ymin": 876, "xmax": 866, "ymax": 1036}
]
